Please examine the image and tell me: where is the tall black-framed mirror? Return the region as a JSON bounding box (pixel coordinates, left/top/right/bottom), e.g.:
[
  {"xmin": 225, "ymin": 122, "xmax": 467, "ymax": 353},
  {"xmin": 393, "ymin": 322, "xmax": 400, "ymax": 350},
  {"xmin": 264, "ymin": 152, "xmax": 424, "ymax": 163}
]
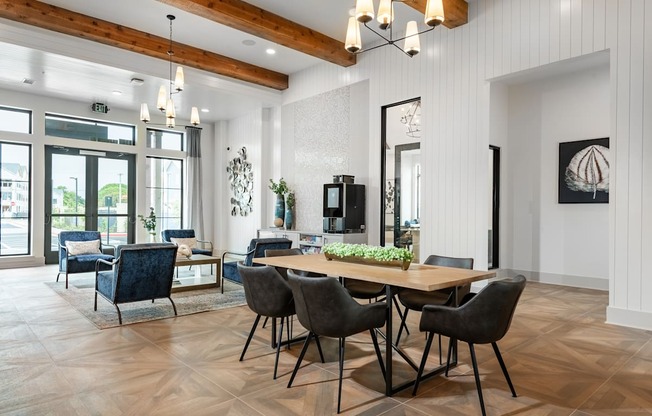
[{"xmin": 380, "ymin": 97, "xmax": 421, "ymax": 262}]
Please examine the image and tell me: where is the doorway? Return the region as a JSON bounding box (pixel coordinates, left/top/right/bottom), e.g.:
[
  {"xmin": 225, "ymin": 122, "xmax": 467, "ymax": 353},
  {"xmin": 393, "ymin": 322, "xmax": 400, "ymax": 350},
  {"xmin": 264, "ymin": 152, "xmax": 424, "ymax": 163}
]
[{"xmin": 44, "ymin": 146, "xmax": 135, "ymax": 263}]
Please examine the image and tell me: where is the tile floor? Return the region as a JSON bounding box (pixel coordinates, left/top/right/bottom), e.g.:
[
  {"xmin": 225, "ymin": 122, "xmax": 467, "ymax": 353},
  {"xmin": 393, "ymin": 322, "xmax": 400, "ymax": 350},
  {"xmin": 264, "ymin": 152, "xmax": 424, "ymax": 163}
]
[{"xmin": 1, "ymin": 265, "xmax": 651, "ymax": 415}]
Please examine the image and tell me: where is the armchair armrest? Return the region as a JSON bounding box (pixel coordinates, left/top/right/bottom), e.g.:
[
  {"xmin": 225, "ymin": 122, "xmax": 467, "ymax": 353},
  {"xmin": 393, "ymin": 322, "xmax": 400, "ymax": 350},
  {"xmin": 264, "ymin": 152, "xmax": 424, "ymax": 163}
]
[
  {"xmin": 95, "ymin": 257, "xmax": 118, "ymax": 273},
  {"xmin": 221, "ymin": 247, "xmax": 255, "ymax": 263},
  {"xmin": 197, "ymin": 239, "xmax": 213, "ymax": 253},
  {"xmin": 102, "ymin": 243, "xmax": 116, "ymax": 255}
]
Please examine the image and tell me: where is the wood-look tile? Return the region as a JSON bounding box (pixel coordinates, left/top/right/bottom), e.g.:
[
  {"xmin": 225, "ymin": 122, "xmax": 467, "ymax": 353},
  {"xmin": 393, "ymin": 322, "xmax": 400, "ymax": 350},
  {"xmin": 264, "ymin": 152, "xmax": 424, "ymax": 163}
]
[
  {"xmin": 0, "ymin": 363, "xmax": 76, "ymax": 413},
  {"xmin": 2, "ymin": 395, "xmax": 90, "ymax": 416}
]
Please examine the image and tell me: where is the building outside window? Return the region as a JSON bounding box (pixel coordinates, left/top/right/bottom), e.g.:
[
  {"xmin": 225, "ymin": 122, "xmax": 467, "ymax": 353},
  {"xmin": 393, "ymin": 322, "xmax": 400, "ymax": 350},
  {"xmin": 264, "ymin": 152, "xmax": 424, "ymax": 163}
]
[{"xmin": 0, "ymin": 142, "xmax": 31, "ymax": 255}]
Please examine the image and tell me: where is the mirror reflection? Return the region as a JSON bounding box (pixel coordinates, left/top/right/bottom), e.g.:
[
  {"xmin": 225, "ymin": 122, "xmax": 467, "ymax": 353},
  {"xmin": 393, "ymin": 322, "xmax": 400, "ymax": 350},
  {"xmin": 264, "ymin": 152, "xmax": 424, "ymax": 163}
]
[{"xmin": 382, "ymin": 98, "xmax": 421, "ymax": 262}]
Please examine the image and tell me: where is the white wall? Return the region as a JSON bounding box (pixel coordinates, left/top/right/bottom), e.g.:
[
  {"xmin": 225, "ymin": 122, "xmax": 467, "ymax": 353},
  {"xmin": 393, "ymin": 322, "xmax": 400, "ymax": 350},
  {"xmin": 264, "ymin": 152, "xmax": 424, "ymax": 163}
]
[
  {"xmin": 0, "ymin": 88, "xmax": 214, "ymax": 268},
  {"xmin": 504, "ymin": 62, "xmax": 610, "ymax": 289},
  {"xmin": 282, "ymin": 0, "xmax": 652, "ymax": 330}
]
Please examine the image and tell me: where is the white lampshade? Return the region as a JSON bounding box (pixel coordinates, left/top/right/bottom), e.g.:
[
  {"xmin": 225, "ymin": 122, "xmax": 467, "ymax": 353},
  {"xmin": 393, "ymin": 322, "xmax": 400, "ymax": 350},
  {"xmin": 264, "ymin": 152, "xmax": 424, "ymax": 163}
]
[
  {"xmin": 157, "ymin": 86, "xmax": 167, "ymax": 111},
  {"xmin": 355, "ymin": 0, "xmax": 374, "ymax": 23},
  {"xmin": 377, "ymin": 0, "xmax": 393, "ymax": 30},
  {"xmin": 424, "ymin": 0, "xmax": 445, "ymax": 27},
  {"xmin": 140, "ymin": 103, "xmax": 150, "ymax": 123},
  {"xmin": 174, "ymin": 66, "xmax": 184, "ymax": 91},
  {"xmin": 190, "ymin": 107, "xmax": 200, "ymax": 126},
  {"xmin": 345, "ymin": 16, "xmax": 362, "ymax": 53},
  {"xmin": 166, "ymin": 116, "xmax": 175, "ymax": 128},
  {"xmin": 165, "ymin": 98, "xmax": 175, "ymax": 119},
  {"xmin": 404, "ymin": 21, "xmax": 420, "ymax": 56}
]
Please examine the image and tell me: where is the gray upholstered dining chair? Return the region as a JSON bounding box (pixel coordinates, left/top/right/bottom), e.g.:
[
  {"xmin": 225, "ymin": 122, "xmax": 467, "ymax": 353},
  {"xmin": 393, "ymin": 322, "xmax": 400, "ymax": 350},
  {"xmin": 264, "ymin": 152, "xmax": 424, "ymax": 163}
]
[
  {"xmin": 94, "ymin": 243, "xmax": 178, "ymax": 325},
  {"xmin": 395, "ymin": 254, "xmax": 474, "ymax": 356},
  {"xmin": 238, "ymin": 263, "xmax": 307, "ymax": 379},
  {"xmin": 412, "ymin": 275, "xmax": 526, "ymax": 416},
  {"xmin": 286, "ymin": 270, "xmax": 386, "ymax": 414}
]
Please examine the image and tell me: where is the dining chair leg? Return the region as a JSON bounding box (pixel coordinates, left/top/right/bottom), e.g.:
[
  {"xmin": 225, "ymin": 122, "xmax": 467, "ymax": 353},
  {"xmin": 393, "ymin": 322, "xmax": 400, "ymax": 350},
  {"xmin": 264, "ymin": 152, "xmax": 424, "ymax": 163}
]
[
  {"xmin": 273, "ymin": 316, "xmax": 285, "ymax": 379},
  {"xmin": 468, "ymin": 343, "xmax": 487, "ymax": 416},
  {"xmin": 337, "ymin": 337, "xmax": 345, "ymax": 414},
  {"xmin": 395, "ymin": 308, "xmax": 410, "ymax": 344},
  {"xmin": 412, "ymin": 331, "xmax": 435, "ymax": 396},
  {"xmin": 445, "ymin": 337, "xmax": 455, "ymax": 377},
  {"xmin": 392, "ymin": 294, "xmax": 410, "ymax": 334},
  {"xmin": 288, "ymin": 332, "xmax": 313, "ymax": 388},
  {"xmin": 262, "ymin": 316, "xmax": 269, "ymax": 328},
  {"xmin": 286, "ymin": 316, "xmax": 292, "ymax": 350},
  {"xmin": 438, "ymin": 334, "xmax": 442, "ymax": 364},
  {"xmin": 369, "ymin": 329, "xmax": 385, "ymax": 378},
  {"xmin": 492, "ymin": 342, "xmax": 517, "ymax": 397},
  {"xmin": 239, "ymin": 314, "xmax": 261, "ymax": 361},
  {"xmin": 314, "ymin": 334, "xmax": 326, "ymax": 363}
]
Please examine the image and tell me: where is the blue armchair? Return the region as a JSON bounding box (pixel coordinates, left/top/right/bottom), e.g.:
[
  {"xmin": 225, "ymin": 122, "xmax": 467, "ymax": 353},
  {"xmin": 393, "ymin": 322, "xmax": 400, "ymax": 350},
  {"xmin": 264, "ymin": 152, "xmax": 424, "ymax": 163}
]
[
  {"xmin": 57, "ymin": 231, "xmax": 115, "ymax": 289},
  {"xmin": 220, "ymin": 238, "xmax": 292, "ymax": 293},
  {"xmin": 160, "ymin": 229, "xmax": 213, "ymax": 256},
  {"xmin": 94, "ymin": 243, "xmax": 178, "ymax": 325}
]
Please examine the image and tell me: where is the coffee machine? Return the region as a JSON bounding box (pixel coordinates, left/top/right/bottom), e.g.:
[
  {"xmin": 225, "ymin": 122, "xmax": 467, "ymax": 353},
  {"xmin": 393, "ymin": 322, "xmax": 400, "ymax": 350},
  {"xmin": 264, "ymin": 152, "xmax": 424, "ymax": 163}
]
[{"xmin": 323, "ymin": 176, "xmax": 365, "ymax": 233}]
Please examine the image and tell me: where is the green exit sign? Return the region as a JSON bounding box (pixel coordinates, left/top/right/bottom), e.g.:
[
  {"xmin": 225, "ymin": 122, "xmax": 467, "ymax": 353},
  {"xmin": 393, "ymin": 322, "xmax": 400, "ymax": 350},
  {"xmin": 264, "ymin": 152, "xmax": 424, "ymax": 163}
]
[{"xmin": 91, "ymin": 102, "xmax": 110, "ymax": 114}]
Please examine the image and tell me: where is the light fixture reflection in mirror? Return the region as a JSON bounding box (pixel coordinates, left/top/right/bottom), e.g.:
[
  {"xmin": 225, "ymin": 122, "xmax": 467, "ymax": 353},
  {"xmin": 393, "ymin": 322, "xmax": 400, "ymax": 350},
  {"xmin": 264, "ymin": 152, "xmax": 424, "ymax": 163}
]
[{"xmin": 381, "ymin": 98, "xmax": 421, "ymax": 262}]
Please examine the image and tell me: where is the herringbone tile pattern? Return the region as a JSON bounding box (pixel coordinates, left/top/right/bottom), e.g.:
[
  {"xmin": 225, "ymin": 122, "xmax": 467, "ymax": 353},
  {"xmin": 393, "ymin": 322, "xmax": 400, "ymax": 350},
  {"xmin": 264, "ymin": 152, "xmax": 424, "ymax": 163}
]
[{"xmin": 0, "ymin": 265, "xmax": 650, "ymax": 415}]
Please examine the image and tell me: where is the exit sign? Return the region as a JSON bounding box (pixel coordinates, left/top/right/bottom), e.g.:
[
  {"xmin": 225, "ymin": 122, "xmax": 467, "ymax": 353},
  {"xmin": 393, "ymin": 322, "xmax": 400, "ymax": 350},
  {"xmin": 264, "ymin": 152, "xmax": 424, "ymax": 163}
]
[{"xmin": 91, "ymin": 102, "xmax": 110, "ymax": 114}]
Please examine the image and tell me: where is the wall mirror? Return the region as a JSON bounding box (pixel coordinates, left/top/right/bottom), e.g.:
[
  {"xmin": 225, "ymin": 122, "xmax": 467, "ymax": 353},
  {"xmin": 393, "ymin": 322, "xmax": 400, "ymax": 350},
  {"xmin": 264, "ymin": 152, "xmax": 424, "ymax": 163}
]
[{"xmin": 381, "ymin": 98, "xmax": 421, "ymax": 262}]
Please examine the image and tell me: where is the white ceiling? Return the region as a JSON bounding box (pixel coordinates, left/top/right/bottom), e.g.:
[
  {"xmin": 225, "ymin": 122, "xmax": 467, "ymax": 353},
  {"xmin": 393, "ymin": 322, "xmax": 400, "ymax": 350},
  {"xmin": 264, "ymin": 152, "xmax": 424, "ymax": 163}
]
[{"xmin": 0, "ymin": 0, "xmax": 435, "ymax": 122}]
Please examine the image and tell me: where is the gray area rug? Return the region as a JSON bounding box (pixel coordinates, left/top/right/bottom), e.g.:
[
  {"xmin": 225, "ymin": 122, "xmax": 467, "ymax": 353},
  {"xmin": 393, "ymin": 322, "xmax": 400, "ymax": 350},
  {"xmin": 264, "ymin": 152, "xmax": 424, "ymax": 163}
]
[{"xmin": 45, "ymin": 278, "xmax": 246, "ymax": 329}]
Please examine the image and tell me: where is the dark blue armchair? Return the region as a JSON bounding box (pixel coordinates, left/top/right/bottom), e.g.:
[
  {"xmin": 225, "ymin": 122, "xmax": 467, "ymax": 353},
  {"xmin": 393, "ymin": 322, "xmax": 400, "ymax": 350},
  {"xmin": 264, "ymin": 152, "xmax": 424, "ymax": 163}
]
[
  {"xmin": 160, "ymin": 229, "xmax": 213, "ymax": 256},
  {"xmin": 57, "ymin": 231, "xmax": 115, "ymax": 289},
  {"xmin": 220, "ymin": 238, "xmax": 292, "ymax": 293},
  {"xmin": 94, "ymin": 243, "xmax": 178, "ymax": 325}
]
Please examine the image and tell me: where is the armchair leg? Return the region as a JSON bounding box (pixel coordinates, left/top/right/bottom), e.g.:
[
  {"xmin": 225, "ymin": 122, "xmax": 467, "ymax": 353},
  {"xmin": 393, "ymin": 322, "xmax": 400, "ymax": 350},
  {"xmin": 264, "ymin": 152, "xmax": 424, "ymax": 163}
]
[
  {"xmin": 288, "ymin": 332, "xmax": 314, "ymax": 388},
  {"xmin": 65, "ymin": 271, "xmax": 69, "ymax": 289},
  {"xmin": 469, "ymin": 343, "xmax": 487, "ymax": 416},
  {"xmin": 168, "ymin": 297, "xmax": 177, "ymax": 316},
  {"xmin": 492, "ymin": 342, "xmax": 517, "ymax": 397},
  {"xmin": 115, "ymin": 305, "xmax": 123, "ymax": 325},
  {"xmin": 240, "ymin": 315, "xmax": 261, "ymax": 362},
  {"xmin": 94, "ymin": 292, "xmax": 97, "ymax": 311},
  {"xmin": 412, "ymin": 331, "xmax": 435, "ymax": 396},
  {"xmin": 56, "ymin": 272, "xmax": 60, "ymax": 283}
]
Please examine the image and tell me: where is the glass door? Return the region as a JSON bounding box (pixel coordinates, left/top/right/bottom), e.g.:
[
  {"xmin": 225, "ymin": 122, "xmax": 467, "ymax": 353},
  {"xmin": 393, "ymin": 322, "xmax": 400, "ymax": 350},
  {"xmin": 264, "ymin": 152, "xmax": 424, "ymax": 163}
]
[{"xmin": 44, "ymin": 146, "xmax": 135, "ymax": 263}]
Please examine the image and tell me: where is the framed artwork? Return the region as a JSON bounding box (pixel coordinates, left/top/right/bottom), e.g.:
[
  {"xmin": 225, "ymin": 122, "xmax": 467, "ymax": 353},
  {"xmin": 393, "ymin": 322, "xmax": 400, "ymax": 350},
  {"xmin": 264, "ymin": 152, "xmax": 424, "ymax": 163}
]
[{"xmin": 558, "ymin": 138, "xmax": 609, "ymax": 203}]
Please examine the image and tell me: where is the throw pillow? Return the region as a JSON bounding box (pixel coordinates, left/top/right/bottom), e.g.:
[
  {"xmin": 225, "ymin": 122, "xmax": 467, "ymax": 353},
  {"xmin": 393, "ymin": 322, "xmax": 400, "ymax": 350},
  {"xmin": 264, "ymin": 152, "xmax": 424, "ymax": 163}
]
[
  {"xmin": 176, "ymin": 244, "xmax": 193, "ymax": 259},
  {"xmin": 66, "ymin": 239, "xmax": 101, "ymax": 255},
  {"xmin": 170, "ymin": 237, "xmax": 197, "ymax": 250}
]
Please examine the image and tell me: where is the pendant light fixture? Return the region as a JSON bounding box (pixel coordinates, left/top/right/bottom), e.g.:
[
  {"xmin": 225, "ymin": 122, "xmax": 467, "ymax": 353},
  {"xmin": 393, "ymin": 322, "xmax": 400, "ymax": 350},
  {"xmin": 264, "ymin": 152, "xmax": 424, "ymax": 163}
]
[
  {"xmin": 140, "ymin": 15, "xmax": 200, "ymax": 128},
  {"xmin": 345, "ymin": 0, "xmax": 445, "ymax": 57}
]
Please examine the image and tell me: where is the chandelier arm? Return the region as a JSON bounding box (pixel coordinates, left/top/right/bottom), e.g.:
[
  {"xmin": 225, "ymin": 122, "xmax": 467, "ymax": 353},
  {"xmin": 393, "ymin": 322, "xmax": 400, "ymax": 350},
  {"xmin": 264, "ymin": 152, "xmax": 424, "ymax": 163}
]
[
  {"xmin": 363, "ymin": 22, "xmax": 394, "ymax": 44},
  {"xmin": 390, "ymin": 26, "xmax": 435, "ymax": 44}
]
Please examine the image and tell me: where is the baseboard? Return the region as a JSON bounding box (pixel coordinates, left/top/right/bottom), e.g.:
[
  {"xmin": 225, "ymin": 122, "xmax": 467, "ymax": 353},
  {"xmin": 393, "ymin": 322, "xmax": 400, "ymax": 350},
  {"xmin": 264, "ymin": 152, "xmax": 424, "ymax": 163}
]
[
  {"xmin": 0, "ymin": 256, "xmax": 45, "ymax": 269},
  {"xmin": 498, "ymin": 269, "xmax": 609, "ymax": 291},
  {"xmin": 607, "ymin": 306, "xmax": 652, "ymax": 331}
]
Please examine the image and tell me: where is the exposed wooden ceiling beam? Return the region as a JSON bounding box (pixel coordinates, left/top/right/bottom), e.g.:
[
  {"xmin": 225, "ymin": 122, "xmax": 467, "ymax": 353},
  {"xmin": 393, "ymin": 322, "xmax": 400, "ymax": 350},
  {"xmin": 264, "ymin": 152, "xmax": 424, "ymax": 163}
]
[
  {"xmin": 0, "ymin": 0, "xmax": 289, "ymax": 90},
  {"xmin": 405, "ymin": 0, "xmax": 468, "ymax": 29},
  {"xmin": 156, "ymin": 0, "xmax": 356, "ymax": 68}
]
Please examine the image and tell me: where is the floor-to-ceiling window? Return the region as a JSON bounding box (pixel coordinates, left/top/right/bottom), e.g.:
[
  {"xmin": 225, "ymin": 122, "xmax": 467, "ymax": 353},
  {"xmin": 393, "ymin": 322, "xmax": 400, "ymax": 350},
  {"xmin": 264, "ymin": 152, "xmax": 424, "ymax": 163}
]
[
  {"xmin": 0, "ymin": 142, "xmax": 32, "ymax": 256},
  {"xmin": 145, "ymin": 156, "xmax": 184, "ymax": 236}
]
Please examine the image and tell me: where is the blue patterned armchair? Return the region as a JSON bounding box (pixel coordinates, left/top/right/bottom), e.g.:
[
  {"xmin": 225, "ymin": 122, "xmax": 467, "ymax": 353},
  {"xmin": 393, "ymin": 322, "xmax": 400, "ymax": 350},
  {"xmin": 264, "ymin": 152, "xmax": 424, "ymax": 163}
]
[
  {"xmin": 220, "ymin": 238, "xmax": 292, "ymax": 293},
  {"xmin": 94, "ymin": 243, "xmax": 178, "ymax": 325},
  {"xmin": 57, "ymin": 231, "xmax": 115, "ymax": 289},
  {"xmin": 160, "ymin": 229, "xmax": 213, "ymax": 256}
]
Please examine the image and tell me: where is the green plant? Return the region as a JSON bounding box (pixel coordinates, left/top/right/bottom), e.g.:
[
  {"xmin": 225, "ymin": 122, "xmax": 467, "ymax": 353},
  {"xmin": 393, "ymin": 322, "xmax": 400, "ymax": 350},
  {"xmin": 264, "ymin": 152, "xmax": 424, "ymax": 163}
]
[
  {"xmin": 322, "ymin": 242, "xmax": 414, "ymax": 262},
  {"xmin": 138, "ymin": 207, "xmax": 156, "ymax": 233},
  {"xmin": 286, "ymin": 192, "xmax": 295, "ymax": 208},
  {"xmin": 268, "ymin": 178, "xmax": 289, "ymax": 196}
]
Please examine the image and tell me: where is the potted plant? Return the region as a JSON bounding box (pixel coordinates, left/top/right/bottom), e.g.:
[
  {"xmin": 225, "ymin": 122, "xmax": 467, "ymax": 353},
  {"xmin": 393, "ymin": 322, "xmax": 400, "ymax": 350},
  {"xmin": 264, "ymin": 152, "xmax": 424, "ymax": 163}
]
[
  {"xmin": 322, "ymin": 242, "xmax": 414, "ymax": 270},
  {"xmin": 138, "ymin": 207, "xmax": 157, "ymax": 242},
  {"xmin": 268, "ymin": 178, "xmax": 289, "ymax": 227}
]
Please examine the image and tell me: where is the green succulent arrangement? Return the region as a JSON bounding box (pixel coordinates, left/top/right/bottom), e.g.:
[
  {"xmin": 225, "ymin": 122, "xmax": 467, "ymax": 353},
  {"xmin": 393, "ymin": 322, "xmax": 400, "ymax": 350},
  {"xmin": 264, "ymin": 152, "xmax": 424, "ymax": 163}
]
[
  {"xmin": 322, "ymin": 242, "xmax": 414, "ymax": 263},
  {"xmin": 286, "ymin": 192, "xmax": 295, "ymax": 208},
  {"xmin": 138, "ymin": 207, "xmax": 156, "ymax": 233}
]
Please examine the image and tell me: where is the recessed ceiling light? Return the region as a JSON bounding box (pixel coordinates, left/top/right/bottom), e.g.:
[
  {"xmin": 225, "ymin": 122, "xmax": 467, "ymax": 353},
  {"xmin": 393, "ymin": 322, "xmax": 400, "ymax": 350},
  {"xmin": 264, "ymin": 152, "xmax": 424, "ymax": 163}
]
[
  {"xmin": 266, "ymin": 48, "xmax": 276, "ymax": 55},
  {"xmin": 242, "ymin": 39, "xmax": 256, "ymax": 46},
  {"xmin": 130, "ymin": 77, "xmax": 144, "ymax": 86},
  {"xmin": 112, "ymin": 90, "xmax": 122, "ymax": 96},
  {"xmin": 200, "ymin": 108, "xmax": 209, "ymax": 113}
]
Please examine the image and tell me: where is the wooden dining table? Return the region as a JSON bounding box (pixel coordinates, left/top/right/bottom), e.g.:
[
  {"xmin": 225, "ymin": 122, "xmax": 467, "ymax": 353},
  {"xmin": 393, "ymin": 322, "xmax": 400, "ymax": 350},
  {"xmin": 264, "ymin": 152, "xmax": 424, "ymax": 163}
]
[{"xmin": 255, "ymin": 253, "xmax": 496, "ymax": 396}]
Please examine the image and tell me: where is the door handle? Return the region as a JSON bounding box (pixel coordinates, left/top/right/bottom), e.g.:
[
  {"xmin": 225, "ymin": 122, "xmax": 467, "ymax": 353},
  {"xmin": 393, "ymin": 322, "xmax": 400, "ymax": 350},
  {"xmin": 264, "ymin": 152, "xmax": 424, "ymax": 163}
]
[{"xmin": 44, "ymin": 214, "xmax": 51, "ymax": 225}]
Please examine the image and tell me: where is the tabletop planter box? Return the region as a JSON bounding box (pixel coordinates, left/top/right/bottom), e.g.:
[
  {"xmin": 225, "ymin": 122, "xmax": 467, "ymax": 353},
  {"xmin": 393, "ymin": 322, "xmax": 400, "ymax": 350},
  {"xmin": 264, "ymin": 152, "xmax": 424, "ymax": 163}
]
[{"xmin": 322, "ymin": 243, "xmax": 413, "ymax": 271}]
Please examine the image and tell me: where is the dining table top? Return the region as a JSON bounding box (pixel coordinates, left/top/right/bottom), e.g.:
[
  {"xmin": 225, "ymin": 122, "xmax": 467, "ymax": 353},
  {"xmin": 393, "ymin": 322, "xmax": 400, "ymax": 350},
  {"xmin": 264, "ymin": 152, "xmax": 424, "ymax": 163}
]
[{"xmin": 255, "ymin": 253, "xmax": 496, "ymax": 291}]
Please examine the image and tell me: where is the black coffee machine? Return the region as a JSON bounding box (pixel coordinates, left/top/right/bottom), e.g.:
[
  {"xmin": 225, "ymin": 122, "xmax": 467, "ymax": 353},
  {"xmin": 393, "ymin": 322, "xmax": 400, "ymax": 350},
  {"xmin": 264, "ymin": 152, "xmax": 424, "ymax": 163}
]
[{"xmin": 323, "ymin": 175, "xmax": 365, "ymax": 233}]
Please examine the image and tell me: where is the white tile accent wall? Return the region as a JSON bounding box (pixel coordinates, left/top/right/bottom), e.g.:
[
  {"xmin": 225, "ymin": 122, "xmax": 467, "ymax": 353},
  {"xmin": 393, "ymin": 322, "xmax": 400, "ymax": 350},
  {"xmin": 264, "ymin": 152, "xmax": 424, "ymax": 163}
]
[{"xmin": 282, "ymin": 0, "xmax": 652, "ymax": 329}]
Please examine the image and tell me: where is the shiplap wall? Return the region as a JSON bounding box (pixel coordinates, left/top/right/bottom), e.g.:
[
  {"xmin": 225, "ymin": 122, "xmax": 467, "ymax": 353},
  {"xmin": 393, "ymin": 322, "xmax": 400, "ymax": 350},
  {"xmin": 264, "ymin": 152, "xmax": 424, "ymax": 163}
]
[{"xmin": 282, "ymin": 0, "xmax": 652, "ymax": 329}]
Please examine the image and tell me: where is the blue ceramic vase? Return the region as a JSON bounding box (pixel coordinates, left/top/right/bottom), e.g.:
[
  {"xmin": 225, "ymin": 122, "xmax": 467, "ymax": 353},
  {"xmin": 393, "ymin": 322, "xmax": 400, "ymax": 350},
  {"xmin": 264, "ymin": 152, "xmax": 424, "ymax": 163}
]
[
  {"xmin": 284, "ymin": 208, "xmax": 293, "ymax": 230},
  {"xmin": 274, "ymin": 194, "xmax": 285, "ymax": 226}
]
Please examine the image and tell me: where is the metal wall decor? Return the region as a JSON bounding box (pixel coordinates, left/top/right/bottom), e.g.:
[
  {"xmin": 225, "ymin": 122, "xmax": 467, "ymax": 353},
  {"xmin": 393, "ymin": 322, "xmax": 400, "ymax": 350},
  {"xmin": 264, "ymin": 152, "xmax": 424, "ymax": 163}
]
[{"xmin": 226, "ymin": 146, "xmax": 254, "ymax": 216}]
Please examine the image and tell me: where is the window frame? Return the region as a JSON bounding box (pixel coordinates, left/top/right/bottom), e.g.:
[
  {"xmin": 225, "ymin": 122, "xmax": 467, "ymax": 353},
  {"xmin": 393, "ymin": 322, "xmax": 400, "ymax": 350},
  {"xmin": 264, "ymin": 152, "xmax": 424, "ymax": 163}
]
[
  {"xmin": 0, "ymin": 106, "xmax": 32, "ymax": 134},
  {"xmin": 145, "ymin": 156, "xmax": 185, "ymax": 234},
  {"xmin": 44, "ymin": 113, "xmax": 136, "ymax": 145},
  {"xmin": 0, "ymin": 141, "xmax": 32, "ymax": 256}
]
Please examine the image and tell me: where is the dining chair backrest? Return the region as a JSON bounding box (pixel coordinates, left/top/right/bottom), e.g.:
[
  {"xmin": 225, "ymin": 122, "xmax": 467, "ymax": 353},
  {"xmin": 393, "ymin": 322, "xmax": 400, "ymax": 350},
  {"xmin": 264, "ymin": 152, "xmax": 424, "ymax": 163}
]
[{"xmin": 237, "ymin": 263, "xmax": 294, "ymax": 317}]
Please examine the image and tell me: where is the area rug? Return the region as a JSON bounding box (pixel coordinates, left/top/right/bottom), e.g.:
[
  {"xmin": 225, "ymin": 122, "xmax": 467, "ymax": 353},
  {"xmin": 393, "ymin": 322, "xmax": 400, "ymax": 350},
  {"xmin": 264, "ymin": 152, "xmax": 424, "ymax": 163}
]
[{"xmin": 45, "ymin": 278, "xmax": 246, "ymax": 329}]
